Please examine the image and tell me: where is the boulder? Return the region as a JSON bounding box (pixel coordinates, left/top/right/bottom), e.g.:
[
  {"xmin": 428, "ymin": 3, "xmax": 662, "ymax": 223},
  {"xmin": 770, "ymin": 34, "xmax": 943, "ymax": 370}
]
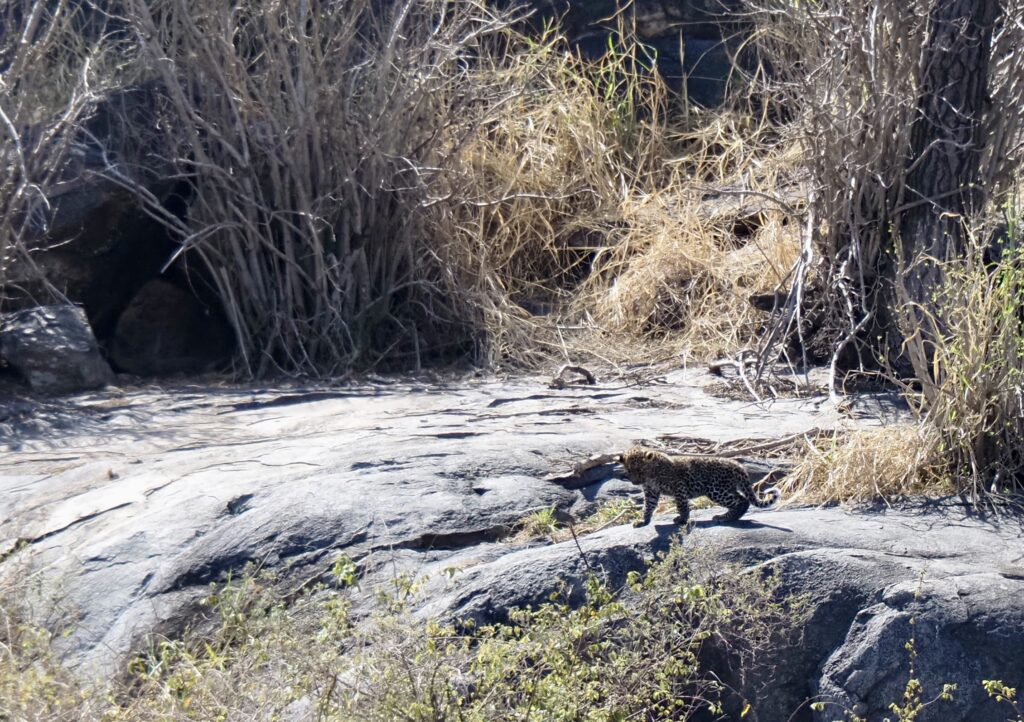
[
  {"xmin": 416, "ymin": 504, "xmax": 1024, "ymax": 722},
  {"xmin": 0, "ymin": 369, "xmax": 873, "ymax": 673},
  {"xmin": 9, "ymin": 365, "xmax": 966, "ymax": 719},
  {"xmin": 109, "ymin": 279, "xmax": 234, "ymax": 376},
  {"xmin": 7, "ymin": 367, "xmax": 1021, "ymax": 720},
  {"xmin": 528, "ymin": 0, "xmax": 746, "ymax": 106},
  {"xmin": 0, "ymin": 305, "xmax": 113, "ymax": 394}
]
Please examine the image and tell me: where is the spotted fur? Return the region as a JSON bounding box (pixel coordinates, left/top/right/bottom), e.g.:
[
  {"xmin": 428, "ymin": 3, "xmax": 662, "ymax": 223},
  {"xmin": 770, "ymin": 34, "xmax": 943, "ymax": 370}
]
[{"xmin": 618, "ymin": 445, "xmax": 780, "ymax": 527}]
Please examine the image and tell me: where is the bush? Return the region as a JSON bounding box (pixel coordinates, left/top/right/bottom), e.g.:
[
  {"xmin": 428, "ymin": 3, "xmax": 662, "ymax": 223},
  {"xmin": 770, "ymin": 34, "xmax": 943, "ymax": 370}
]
[
  {"xmin": 0, "ymin": 0, "xmax": 131, "ymax": 311},
  {"xmin": 895, "ymin": 222, "xmax": 1024, "ymax": 499},
  {"xmin": 1, "ymin": 544, "xmax": 808, "ymax": 721},
  {"xmin": 2, "ymin": 0, "xmax": 807, "ymax": 376},
  {"xmin": 119, "ymin": 0, "xmax": 533, "ymax": 376}
]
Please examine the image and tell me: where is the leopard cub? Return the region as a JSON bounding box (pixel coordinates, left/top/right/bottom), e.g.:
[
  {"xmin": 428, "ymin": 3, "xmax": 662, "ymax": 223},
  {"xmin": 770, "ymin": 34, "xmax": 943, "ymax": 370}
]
[{"xmin": 618, "ymin": 445, "xmax": 780, "ymax": 527}]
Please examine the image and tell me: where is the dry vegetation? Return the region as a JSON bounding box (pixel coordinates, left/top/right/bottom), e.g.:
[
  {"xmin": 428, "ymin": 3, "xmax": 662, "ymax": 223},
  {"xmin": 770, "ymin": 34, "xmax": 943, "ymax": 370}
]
[
  {"xmin": 0, "ymin": 0, "xmax": 129, "ymax": 305},
  {"xmin": 778, "ymin": 426, "xmax": 943, "ymax": 506},
  {"xmin": 896, "ymin": 230, "xmax": 1024, "ymax": 501},
  {"xmin": 745, "ymin": 0, "xmax": 1024, "ymax": 499},
  {"xmin": 1, "ymin": 0, "xmax": 805, "ymax": 376},
  {"xmin": 748, "ymin": 0, "xmax": 1024, "ymax": 371}
]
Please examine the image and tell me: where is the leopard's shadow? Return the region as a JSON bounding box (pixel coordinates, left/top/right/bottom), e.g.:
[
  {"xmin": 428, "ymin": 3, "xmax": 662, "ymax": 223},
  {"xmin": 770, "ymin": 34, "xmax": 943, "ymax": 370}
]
[{"xmin": 685, "ymin": 518, "xmax": 792, "ymax": 532}]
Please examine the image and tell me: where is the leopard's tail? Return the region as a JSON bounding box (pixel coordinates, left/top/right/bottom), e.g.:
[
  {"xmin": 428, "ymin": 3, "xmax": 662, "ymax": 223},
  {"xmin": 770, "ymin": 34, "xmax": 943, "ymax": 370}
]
[{"xmin": 739, "ymin": 479, "xmax": 781, "ymax": 508}]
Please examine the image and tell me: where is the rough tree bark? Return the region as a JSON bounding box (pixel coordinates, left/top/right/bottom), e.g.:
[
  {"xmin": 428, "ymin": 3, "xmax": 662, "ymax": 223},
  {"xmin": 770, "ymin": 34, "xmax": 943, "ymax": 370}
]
[{"xmin": 896, "ymin": 0, "xmax": 1000, "ymax": 313}]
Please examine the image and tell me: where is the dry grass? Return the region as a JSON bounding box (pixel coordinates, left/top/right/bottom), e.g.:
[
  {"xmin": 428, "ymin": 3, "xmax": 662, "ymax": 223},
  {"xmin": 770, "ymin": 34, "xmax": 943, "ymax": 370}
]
[
  {"xmin": 778, "ymin": 426, "xmax": 944, "ymax": 507},
  {"xmin": 581, "ymin": 192, "xmax": 800, "ymax": 356},
  {"xmin": 566, "ymin": 102, "xmax": 805, "ymax": 364},
  {"xmin": 422, "ymin": 20, "xmax": 674, "ymax": 367},
  {"xmin": 114, "ymin": 0, "xmax": 538, "ymax": 377},
  {"xmin": 895, "ymin": 227, "xmax": 1024, "ymax": 500},
  {"xmin": 783, "ymin": 219, "xmax": 1024, "ymax": 506},
  {"xmin": 2, "ymin": 0, "xmax": 806, "ymax": 376}
]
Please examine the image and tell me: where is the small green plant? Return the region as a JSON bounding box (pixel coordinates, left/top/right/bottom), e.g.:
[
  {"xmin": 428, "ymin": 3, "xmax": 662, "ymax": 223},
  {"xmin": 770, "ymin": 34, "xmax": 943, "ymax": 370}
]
[
  {"xmin": 330, "ymin": 553, "xmax": 359, "ymax": 589},
  {"xmin": 545, "ymin": 498, "xmax": 643, "ymax": 542},
  {"xmin": 983, "ymin": 680, "xmax": 1024, "ymax": 721},
  {"xmin": 340, "ymin": 543, "xmax": 806, "ymax": 720},
  {"xmin": 880, "ymin": 623, "xmax": 957, "ymax": 722},
  {"xmin": 515, "ymin": 505, "xmax": 561, "ymax": 540},
  {"xmin": 0, "ymin": 539, "xmax": 810, "ymax": 721},
  {"xmin": 593, "ymin": 497, "xmax": 642, "ymax": 526}
]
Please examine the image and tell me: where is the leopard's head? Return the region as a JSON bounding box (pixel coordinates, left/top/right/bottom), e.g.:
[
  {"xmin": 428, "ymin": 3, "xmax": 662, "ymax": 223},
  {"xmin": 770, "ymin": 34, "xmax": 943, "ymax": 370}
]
[{"xmin": 618, "ymin": 445, "xmax": 660, "ymax": 484}]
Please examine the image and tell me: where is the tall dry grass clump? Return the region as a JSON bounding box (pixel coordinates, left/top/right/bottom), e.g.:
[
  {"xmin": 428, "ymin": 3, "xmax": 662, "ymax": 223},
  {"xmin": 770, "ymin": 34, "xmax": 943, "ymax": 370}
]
[
  {"xmin": 424, "ymin": 24, "xmax": 805, "ymax": 366},
  {"xmin": 780, "ymin": 426, "xmax": 943, "ymax": 506},
  {"xmin": 422, "ymin": 24, "xmax": 675, "ymax": 366},
  {"xmin": 117, "ymin": 0, "xmax": 538, "ymax": 376},
  {"xmin": 583, "ymin": 186, "xmax": 800, "ymax": 354},
  {"xmin": 896, "ymin": 224, "xmax": 1024, "ymax": 500},
  {"xmin": 781, "ymin": 223, "xmax": 1024, "ymax": 505},
  {"xmin": 574, "ymin": 111, "xmax": 804, "ymax": 359}
]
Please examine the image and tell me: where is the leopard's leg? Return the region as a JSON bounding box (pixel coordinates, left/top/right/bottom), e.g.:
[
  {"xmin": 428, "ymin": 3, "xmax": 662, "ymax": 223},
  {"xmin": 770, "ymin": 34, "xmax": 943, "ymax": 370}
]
[
  {"xmin": 673, "ymin": 496, "xmax": 690, "ymax": 526},
  {"xmin": 712, "ymin": 495, "xmax": 749, "ymax": 522},
  {"xmin": 634, "ymin": 487, "xmax": 660, "ymax": 527}
]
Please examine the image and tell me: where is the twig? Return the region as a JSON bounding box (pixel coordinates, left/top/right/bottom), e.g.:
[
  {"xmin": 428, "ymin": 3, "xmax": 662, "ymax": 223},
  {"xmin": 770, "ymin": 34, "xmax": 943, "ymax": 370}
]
[
  {"xmin": 567, "ymin": 523, "xmax": 593, "ymax": 574},
  {"xmin": 549, "ymin": 364, "xmax": 597, "ymax": 389},
  {"xmin": 658, "ymin": 428, "xmax": 834, "ymax": 458}
]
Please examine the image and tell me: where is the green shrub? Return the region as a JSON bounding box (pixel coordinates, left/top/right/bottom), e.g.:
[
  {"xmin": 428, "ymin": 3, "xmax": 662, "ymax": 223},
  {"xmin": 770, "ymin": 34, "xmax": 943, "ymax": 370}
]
[
  {"xmin": 893, "ymin": 216, "xmax": 1024, "ymax": 500},
  {"xmin": 2, "ymin": 543, "xmax": 810, "ymax": 721}
]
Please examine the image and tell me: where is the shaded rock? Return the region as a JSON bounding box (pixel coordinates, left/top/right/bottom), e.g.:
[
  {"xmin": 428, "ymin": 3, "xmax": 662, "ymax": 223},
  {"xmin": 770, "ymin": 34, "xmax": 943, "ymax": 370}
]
[
  {"xmin": 749, "ymin": 290, "xmax": 787, "ymax": 312},
  {"xmin": 815, "ymin": 574, "xmax": 1024, "ymax": 722},
  {"xmin": 529, "ymin": 0, "xmax": 746, "ymax": 106},
  {"xmin": 5, "ymin": 84, "xmax": 181, "ymax": 339},
  {"xmin": 109, "ymin": 279, "xmax": 234, "ymax": 376},
  {"xmin": 0, "ymin": 305, "xmax": 113, "ymax": 394}
]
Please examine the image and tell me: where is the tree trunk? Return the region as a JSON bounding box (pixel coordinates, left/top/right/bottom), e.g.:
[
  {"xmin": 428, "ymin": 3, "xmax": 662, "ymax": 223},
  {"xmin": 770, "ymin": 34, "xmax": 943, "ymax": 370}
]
[{"xmin": 896, "ymin": 0, "xmax": 999, "ymax": 310}]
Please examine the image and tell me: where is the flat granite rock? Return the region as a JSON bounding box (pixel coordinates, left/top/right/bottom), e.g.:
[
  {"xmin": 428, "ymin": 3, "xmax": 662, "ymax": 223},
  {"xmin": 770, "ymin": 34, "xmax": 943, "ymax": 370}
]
[
  {"xmin": 0, "ymin": 369, "xmax": 862, "ymax": 670},
  {"xmin": 8, "ymin": 368, "xmax": 1019, "ymax": 721}
]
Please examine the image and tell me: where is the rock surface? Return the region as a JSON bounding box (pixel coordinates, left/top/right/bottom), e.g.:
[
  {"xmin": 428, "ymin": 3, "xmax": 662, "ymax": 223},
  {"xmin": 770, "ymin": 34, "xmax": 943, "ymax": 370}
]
[
  {"xmin": 0, "ymin": 305, "xmax": 114, "ymax": 394},
  {"xmin": 1, "ymin": 367, "xmax": 1020, "ymax": 721}
]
